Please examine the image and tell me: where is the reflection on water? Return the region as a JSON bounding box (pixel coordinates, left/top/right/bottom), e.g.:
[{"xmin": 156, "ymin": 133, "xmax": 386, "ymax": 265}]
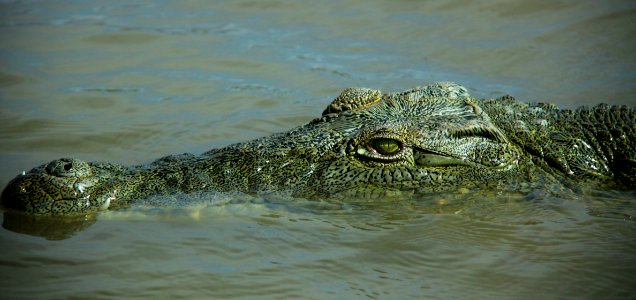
[
  {"xmin": 2, "ymin": 210, "xmax": 97, "ymax": 240},
  {"xmin": 0, "ymin": 0, "xmax": 635, "ymax": 299},
  {"xmin": 1, "ymin": 188, "xmax": 634, "ymax": 299}
]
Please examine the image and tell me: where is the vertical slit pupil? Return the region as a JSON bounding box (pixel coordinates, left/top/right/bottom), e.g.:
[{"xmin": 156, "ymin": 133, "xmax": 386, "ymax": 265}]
[{"xmin": 372, "ymin": 138, "xmax": 401, "ymax": 155}]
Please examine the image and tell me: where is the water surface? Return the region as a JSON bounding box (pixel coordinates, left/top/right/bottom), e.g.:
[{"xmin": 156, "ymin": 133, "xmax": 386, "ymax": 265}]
[{"xmin": 0, "ymin": 1, "xmax": 635, "ymax": 299}]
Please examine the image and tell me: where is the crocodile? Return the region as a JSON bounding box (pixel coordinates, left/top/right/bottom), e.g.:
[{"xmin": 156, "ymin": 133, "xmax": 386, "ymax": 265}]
[{"xmin": 2, "ymin": 82, "xmax": 635, "ymax": 215}]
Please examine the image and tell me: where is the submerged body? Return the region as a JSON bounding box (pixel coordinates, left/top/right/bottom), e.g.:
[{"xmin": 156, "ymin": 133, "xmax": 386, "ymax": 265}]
[{"xmin": 2, "ymin": 82, "xmax": 635, "ymax": 214}]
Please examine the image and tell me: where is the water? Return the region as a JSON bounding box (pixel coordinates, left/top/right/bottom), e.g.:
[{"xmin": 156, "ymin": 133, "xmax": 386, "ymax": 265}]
[{"xmin": 0, "ymin": 0, "xmax": 635, "ymax": 299}]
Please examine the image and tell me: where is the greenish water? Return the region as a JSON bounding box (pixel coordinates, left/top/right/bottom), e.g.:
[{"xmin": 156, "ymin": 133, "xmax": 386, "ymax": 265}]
[{"xmin": 0, "ymin": 0, "xmax": 635, "ymax": 299}]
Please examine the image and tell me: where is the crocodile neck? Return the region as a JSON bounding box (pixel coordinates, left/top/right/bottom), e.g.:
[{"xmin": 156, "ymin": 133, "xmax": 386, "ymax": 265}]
[{"xmin": 484, "ymin": 97, "xmax": 636, "ymax": 186}]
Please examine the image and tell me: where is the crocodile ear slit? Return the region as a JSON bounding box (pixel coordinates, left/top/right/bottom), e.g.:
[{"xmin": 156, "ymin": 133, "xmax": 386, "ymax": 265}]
[{"xmin": 322, "ymin": 87, "xmax": 383, "ymax": 116}]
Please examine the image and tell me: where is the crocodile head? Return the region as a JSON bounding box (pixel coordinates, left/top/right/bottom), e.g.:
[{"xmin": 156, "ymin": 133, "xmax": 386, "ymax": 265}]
[
  {"xmin": 1, "ymin": 82, "xmax": 526, "ymax": 215},
  {"xmin": 306, "ymin": 82, "xmax": 523, "ymax": 196}
]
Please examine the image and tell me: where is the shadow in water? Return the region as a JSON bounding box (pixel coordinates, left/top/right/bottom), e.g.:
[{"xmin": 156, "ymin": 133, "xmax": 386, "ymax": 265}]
[{"xmin": 2, "ymin": 210, "xmax": 97, "ymax": 240}]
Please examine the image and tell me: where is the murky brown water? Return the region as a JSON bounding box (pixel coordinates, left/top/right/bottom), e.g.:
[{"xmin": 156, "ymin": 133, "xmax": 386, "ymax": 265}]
[{"xmin": 0, "ymin": 0, "xmax": 635, "ymax": 299}]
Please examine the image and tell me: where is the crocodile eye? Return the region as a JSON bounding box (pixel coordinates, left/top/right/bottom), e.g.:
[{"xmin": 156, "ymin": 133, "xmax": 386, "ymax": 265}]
[{"xmin": 369, "ymin": 138, "xmax": 402, "ymax": 155}]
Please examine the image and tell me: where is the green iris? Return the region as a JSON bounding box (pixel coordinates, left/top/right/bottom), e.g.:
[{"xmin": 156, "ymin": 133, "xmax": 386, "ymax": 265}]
[{"xmin": 370, "ymin": 138, "xmax": 401, "ymax": 155}]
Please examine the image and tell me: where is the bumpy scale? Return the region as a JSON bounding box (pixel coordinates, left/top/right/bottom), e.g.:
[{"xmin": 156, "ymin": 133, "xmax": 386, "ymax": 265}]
[{"xmin": 2, "ymin": 82, "xmax": 634, "ymax": 214}]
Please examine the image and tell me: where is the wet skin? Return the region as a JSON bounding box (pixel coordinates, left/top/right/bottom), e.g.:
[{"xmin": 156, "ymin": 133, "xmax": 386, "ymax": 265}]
[{"xmin": 2, "ymin": 82, "xmax": 635, "ymax": 215}]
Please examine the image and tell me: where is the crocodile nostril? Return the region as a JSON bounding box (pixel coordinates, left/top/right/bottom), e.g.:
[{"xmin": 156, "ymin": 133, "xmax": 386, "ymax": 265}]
[{"xmin": 45, "ymin": 158, "xmax": 92, "ymax": 177}]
